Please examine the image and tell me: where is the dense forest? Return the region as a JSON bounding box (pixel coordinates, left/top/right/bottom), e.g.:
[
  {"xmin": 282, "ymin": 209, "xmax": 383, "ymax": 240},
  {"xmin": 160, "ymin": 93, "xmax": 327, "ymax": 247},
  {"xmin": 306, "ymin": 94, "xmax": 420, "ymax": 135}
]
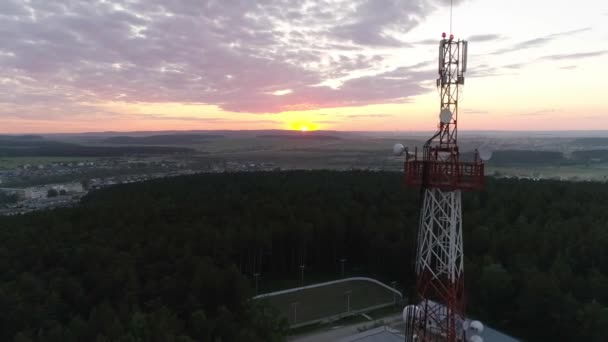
[
  {"xmin": 571, "ymin": 138, "xmax": 608, "ymax": 146},
  {"xmin": 1, "ymin": 171, "xmax": 608, "ymax": 341},
  {"xmin": 571, "ymin": 149, "xmax": 608, "ymax": 162},
  {"xmin": 0, "ymin": 136, "xmax": 193, "ymax": 157},
  {"xmin": 0, "ymin": 191, "xmax": 19, "ymax": 206},
  {"xmin": 488, "ymin": 150, "xmax": 565, "ymax": 165},
  {"xmin": 103, "ymin": 135, "xmax": 224, "ymax": 145}
]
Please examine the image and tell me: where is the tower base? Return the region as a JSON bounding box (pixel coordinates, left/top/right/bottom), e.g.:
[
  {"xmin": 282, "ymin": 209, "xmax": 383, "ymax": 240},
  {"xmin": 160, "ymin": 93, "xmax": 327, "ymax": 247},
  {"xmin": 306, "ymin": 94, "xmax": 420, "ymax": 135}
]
[{"xmin": 408, "ymin": 188, "xmax": 465, "ymax": 342}]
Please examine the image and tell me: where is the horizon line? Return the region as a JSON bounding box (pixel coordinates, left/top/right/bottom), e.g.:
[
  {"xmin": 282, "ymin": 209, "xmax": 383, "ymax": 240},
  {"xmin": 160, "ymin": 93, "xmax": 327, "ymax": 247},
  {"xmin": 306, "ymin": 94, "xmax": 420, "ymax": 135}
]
[{"xmin": 3, "ymin": 129, "xmax": 608, "ymax": 136}]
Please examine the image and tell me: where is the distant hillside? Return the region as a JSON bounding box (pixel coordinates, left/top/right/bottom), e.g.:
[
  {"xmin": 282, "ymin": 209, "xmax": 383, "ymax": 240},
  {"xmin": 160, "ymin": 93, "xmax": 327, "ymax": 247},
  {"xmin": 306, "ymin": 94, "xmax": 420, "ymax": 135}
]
[
  {"xmin": 0, "ymin": 136, "xmax": 193, "ymax": 157},
  {"xmin": 257, "ymin": 134, "xmax": 342, "ymax": 140},
  {"xmin": 572, "ymin": 138, "xmax": 608, "ymax": 147},
  {"xmin": 0, "ymin": 135, "xmax": 43, "ymax": 141},
  {"xmin": 571, "ymin": 149, "xmax": 608, "ymax": 162},
  {"xmin": 104, "ymin": 134, "xmax": 224, "ymax": 145},
  {"xmin": 0, "ymin": 138, "xmax": 54, "ymax": 147},
  {"xmin": 48, "ymin": 129, "xmax": 353, "ymax": 139},
  {"xmin": 489, "ymin": 150, "xmax": 564, "ymax": 165}
]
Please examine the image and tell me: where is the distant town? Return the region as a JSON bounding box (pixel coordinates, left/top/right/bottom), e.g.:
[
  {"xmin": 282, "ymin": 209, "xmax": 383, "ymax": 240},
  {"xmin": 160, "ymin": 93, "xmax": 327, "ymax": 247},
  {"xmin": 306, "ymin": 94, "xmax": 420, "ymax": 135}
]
[
  {"xmin": 2, "ymin": 130, "xmax": 608, "ymax": 216},
  {"xmin": 0, "ymin": 157, "xmax": 281, "ymax": 216}
]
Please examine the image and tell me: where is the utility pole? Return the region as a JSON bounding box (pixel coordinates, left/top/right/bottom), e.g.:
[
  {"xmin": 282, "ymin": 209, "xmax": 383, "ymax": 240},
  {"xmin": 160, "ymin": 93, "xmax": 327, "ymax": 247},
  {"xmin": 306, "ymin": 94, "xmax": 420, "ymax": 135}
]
[
  {"xmin": 291, "ymin": 302, "xmax": 299, "ymax": 324},
  {"xmin": 300, "ymin": 264, "xmax": 305, "ymax": 287},
  {"xmin": 345, "ymin": 290, "xmax": 352, "ymax": 314},
  {"xmin": 253, "ymin": 273, "xmax": 260, "ymax": 295},
  {"xmin": 391, "ymin": 281, "xmax": 397, "ymax": 305}
]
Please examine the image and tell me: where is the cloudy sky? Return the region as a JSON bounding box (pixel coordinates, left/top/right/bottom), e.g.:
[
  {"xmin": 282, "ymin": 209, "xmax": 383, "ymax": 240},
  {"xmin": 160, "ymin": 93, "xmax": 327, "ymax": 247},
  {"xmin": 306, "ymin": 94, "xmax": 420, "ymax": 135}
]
[{"xmin": 1, "ymin": 0, "xmax": 607, "ymax": 133}]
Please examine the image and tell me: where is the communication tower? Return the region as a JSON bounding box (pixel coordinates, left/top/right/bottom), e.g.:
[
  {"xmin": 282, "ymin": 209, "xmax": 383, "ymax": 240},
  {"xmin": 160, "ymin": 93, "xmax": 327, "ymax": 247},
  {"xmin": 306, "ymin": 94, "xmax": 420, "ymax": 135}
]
[{"xmin": 398, "ymin": 32, "xmax": 484, "ymax": 342}]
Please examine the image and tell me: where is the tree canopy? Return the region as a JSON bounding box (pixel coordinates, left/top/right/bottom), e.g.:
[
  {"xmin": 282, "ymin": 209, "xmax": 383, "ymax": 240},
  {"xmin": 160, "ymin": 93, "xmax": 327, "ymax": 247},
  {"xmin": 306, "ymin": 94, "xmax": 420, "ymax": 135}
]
[{"xmin": 0, "ymin": 171, "xmax": 607, "ymax": 341}]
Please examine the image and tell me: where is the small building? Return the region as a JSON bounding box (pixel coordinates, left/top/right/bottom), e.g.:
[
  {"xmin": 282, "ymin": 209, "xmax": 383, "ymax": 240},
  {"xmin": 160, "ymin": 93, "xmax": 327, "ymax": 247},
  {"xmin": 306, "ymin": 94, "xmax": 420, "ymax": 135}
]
[
  {"xmin": 25, "ymin": 186, "xmax": 50, "ymax": 199},
  {"xmin": 24, "ymin": 182, "xmax": 85, "ymax": 199}
]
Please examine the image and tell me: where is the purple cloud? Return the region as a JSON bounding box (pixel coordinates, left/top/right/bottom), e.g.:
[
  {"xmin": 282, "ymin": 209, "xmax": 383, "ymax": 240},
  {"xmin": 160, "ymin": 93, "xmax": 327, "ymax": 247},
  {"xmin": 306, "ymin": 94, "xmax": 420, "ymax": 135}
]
[
  {"xmin": 0, "ymin": 0, "xmax": 447, "ymax": 119},
  {"xmin": 468, "ymin": 34, "xmax": 502, "ymax": 42},
  {"xmin": 490, "ymin": 28, "xmax": 591, "ymax": 54}
]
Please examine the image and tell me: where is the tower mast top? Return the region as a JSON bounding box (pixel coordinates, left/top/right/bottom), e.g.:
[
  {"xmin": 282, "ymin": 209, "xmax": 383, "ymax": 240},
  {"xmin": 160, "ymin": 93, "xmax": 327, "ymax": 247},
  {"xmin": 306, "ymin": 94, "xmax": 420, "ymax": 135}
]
[{"xmin": 404, "ymin": 34, "xmax": 481, "ymax": 192}]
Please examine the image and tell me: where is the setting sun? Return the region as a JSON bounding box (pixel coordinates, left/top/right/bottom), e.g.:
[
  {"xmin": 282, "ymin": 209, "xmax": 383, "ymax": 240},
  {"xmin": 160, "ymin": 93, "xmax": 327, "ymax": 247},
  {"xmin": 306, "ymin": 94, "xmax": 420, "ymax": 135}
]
[{"xmin": 285, "ymin": 116, "xmax": 319, "ymax": 132}]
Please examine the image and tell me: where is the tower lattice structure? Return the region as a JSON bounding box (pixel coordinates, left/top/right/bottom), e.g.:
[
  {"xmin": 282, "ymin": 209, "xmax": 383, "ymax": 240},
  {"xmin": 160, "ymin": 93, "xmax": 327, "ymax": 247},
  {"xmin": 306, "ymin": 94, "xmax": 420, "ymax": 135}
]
[{"xmin": 404, "ymin": 34, "xmax": 484, "ymax": 342}]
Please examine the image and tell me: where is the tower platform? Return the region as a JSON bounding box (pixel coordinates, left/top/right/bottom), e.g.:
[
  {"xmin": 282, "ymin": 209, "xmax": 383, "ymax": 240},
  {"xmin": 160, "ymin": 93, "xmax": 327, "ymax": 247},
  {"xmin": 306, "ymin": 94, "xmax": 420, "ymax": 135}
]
[{"xmin": 404, "ymin": 159, "xmax": 484, "ymax": 191}]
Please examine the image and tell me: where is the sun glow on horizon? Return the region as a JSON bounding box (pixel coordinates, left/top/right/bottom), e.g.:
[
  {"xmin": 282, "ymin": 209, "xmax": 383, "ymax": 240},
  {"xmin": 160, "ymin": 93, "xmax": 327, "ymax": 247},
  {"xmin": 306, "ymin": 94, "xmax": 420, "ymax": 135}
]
[
  {"xmin": 284, "ymin": 114, "xmax": 320, "ymax": 132},
  {"xmin": 1, "ymin": 0, "xmax": 608, "ymax": 134}
]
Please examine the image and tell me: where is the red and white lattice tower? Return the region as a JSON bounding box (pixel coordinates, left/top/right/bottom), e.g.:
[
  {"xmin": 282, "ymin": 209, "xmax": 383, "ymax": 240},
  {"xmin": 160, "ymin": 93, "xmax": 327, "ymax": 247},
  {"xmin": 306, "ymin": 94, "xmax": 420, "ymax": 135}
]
[{"xmin": 402, "ymin": 33, "xmax": 484, "ymax": 342}]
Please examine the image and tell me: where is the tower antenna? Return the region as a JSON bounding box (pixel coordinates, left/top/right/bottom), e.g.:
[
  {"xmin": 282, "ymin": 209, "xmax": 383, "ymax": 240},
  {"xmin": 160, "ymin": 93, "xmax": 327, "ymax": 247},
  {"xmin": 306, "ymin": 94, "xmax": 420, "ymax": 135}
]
[
  {"xmin": 401, "ymin": 32, "xmax": 484, "ymax": 342},
  {"xmin": 450, "ymin": 0, "xmax": 453, "ymax": 34}
]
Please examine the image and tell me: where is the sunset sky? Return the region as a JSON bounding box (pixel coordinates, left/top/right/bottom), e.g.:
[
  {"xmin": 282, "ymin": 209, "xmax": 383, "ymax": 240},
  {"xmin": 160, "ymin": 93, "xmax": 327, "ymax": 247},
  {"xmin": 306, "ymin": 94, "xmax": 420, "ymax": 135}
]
[{"xmin": 1, "ymin": 0, "xmax": 607, "ymax": 133}]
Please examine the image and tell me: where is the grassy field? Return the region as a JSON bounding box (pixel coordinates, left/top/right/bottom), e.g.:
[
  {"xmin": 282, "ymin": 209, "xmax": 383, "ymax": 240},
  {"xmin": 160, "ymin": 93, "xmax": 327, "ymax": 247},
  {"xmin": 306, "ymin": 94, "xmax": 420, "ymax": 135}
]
[
  {"xmin": 184, "ymin": 137, "xmax": 608, "ymax": 176},
  {"xmin": 14, "ymin": 133, "xmax": 608, "ymax": 180},
  {"xmin": 181, "ymin": 137, "xmax": 406, "ymax": 170},
  {"xmin": 257, "ymin": 279, "xmax": 399, "ymax": 327},
  {"xmin": 487, "ymin": 165, "xmax": 608, "ymax": 181}
]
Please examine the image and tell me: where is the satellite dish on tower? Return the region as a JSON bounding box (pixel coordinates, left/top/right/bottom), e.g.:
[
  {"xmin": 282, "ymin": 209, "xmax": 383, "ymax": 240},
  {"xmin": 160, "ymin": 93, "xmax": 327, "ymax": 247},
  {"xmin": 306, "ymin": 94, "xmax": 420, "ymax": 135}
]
[
  {"xmin": 478, "ymin": 147, "xmax": 493, "ymax": 161},
  {"xmin": 403, "ymin": 305, "xmax": 421, "ymax": 324},
  {"xmin": 468, "ymin": 335, "xmax": 483, "ymax": 342},
  {"xmin": 440, "ymin": 108, "xmax": 453, "ymax": 124},
  {"xmin": 393, "ymin": 143, "xmax": 406, "ymax": 156},
  {"xmin": 470, "ymin": 320, "xmax": 484, "ymax": 334}
]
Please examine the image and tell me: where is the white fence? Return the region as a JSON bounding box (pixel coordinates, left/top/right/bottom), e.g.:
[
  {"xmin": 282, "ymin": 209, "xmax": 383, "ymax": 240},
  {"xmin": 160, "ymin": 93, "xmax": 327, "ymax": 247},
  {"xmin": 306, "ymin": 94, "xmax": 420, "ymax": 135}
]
[
  {"xmin": 253, "ymin": 277, "xmax": 402, "ymax": 300},
  {"xmin": 253, "ymin": 277, "xmax": 404, "ymax": 328}
]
